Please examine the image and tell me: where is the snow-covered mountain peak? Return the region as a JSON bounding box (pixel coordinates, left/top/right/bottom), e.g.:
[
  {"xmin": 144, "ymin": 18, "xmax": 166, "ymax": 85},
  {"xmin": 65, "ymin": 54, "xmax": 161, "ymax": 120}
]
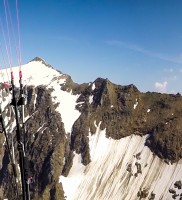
[
  {"xmin": 0, "ymin": 57, "xmax": 81, "ymax": 134},
  {"xmin": 29, "ymin": 56, "xmax": 53, "ymax": 68},
  {"xmin": 1, "ymin": 57, "xmax": 67, "ymax": 87}
]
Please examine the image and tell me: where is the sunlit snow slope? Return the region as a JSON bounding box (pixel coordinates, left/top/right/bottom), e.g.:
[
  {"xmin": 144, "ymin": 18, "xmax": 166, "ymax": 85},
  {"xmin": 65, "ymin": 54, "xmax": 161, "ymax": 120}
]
[
  {"xmin": 0, "ymin": 59, "xmax": 80, "ymax": 134},
  {"xmin": 60, "ymin": 122, "xmax": 182, "ymax": 200}
]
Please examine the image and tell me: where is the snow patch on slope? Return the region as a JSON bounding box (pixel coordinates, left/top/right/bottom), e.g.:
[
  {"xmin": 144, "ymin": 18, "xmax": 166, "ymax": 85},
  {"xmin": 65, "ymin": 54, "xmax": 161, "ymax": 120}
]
[
  {"xmin": 1, "ymin": 60, "xmax": 81, "ymax": 134},
  {"xmin": 89, "ymin": 95, "xmax": 93, "ymax": 104},
  {"xmin": 134, "ymin": 99, "xmax": 138, "ymax": 109},
  {"xmin": 60, "ymin": 123, "xmax": 182, "ymax": 200},
  {"xmin": 1, "ymin": 60, "xmax": 62, "ymax": 87},
  {"xmin": 50, "ymin": 80, "xmax": 80, "ymax": 134},
  {"xmin": 92, "ymin": 83, "xmax": 95, "ymax": 90},
  {"xmin": 60, "ymin": 153, "xmax": 86, "ymax": 200}
]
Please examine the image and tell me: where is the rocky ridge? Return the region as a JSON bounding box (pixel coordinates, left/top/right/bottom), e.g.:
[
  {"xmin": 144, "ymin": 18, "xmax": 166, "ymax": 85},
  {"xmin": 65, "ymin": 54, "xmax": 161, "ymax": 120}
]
[
  {"xmin": 0, "ymin": 58, "xmax": 181, "ymax": 199},
  {"xmin": 71, "ymin": 78, "xmax": 182, "ymax": 165}
]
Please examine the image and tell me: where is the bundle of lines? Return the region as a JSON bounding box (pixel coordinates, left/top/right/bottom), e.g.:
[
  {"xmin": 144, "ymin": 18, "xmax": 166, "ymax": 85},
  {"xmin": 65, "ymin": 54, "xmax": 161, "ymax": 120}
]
[{"xmin": 0, "ymin": 1, "xmax": 32, "ymax": 199}]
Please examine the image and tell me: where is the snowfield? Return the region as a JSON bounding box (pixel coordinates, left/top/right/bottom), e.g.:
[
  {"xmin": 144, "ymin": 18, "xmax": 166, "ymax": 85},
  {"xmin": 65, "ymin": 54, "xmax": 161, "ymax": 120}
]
[
  {"xmin": 1, "ymin": 59, "xmax": 81, "ymax": 134},
  {"xmin": 60, "ymin": 123, "xmax": 182, "ymax": 200}
]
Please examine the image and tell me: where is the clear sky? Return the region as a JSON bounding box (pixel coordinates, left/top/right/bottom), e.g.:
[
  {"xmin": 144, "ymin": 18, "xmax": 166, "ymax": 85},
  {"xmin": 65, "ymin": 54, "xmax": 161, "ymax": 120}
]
[{"xmin": 0, "ymin": 0, "xmax": 182, "ymax": 93}]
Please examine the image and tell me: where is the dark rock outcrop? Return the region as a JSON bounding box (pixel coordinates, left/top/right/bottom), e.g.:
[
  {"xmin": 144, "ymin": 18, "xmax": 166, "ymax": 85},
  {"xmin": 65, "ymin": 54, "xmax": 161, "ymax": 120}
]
[
  {"xmin": 0, "ymin": 86, "xmax": 68, "ymax": 200},
  {"xmin": 71, "ymin": 78, "xmax": 182, "ymax": 164}
]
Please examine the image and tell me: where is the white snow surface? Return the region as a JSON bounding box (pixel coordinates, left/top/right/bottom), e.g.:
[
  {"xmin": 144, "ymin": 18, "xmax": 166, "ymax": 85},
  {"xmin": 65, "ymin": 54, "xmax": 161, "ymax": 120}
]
[
  {"xmin": 1, "ymin": 60, "xmax": 62, "ymax": 87},
  {"xmin": 89, "ymin": 95, "xmax": 93, "ymax": 104},
  {"xmin": 134, "ymin": 99, "xmax": 138, "ymax": 109},
  {"xmin": 92, "ymin": 83, "xmax": 96, "ymax": 90},
  {"xmin": 60, "ymin": 153, "xmax": 86, "ymax": 200},
  {"xmin": 51, "ymin": 85, "xmax": 80, "ymax": 134},
  {"xmin": 0, "ymin": 60, "xmax": 80, "ymax": 134},
  {"xmin": 60, "ymin": 122, "xmax": 182, "ymax": 200}
]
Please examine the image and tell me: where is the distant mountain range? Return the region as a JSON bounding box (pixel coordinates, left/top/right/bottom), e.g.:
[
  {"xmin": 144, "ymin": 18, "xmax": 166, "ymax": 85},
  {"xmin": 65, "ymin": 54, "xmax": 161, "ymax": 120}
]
[{"xmin": 0, "ymin": 57, "xmax": 181, "ymax": 200}]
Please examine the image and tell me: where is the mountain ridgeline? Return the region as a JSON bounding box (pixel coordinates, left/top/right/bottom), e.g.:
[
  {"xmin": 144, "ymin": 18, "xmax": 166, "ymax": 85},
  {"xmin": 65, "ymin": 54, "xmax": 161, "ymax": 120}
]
[
  {"xmin": 71, "ymin": 78, "xmax": 182, "ymax": 163},
  {"xmin": 0, "ymin": 58, "xmax": 181, "ymax": 200}
]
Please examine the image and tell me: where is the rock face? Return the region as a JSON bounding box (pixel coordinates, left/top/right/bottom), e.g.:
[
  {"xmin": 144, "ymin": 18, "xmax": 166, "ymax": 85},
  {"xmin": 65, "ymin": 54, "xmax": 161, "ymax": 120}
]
[
  {"xmin": 71, "ymin": 78, "xmax": 182, "ymax": 165},
  {"xmin": 0, "ymin": 86, "xmax": 67, "ymax": 200},
  {"xmin": 25, "ymin": 86, "xmax": 66, "ymax": 200},
  {"xmin": 0, "ymin": 61, "xmax": 182, "ymax": 199}
]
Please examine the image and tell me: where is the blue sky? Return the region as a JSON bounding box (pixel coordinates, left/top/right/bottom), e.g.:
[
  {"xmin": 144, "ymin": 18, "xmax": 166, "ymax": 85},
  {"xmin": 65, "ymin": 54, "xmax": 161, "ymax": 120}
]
[{"xmin": 0, "ymin": 0, "xmax": 182, "ymax": 93}]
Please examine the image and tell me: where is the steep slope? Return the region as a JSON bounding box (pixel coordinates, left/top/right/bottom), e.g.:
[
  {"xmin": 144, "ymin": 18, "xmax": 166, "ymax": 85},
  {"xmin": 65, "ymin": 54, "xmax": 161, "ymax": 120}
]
[
  {"xmin": 71, "ymin": 78, "xmax": 182, "ymax": 164},
  {"xmin": 60, "ymin": 78, "xmax": 182, "ymax": 200},
  {"xmin": 0, "ymin": 58, "xmax": 82, "ymax": 199},
  {"xmin": 61, "ymin": 127, "xmax": 182, "ymax": 200},
  {"xmin": 0, "ymin": 57, "xmax": 181, "ymax": 200}
]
